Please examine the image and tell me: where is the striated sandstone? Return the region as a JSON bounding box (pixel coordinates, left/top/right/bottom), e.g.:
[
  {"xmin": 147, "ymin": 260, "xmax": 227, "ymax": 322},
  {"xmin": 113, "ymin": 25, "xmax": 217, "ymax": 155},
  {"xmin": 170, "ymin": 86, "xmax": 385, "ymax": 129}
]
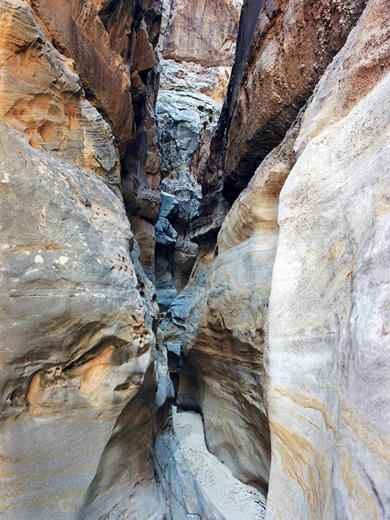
[
  {"xmin": 2, "ymin": 0, "xmax": 389, "ymax": 517},
  {"xmin": 266, "ymin": 1, "xmax": 390, "ymax": 517},
  {"xmin": 177, "ymin": 1, "xmax": 390, "ymax": 515},
  {"xmin": 1, "ymin": 0, "xmax": 162, "ymax": 280},
  {"xmin": 0, "ymin": 1, "xmax": 221, "ymax": 518},
  {"xmin": 221, "ymin": 0, "xmax": 369, "ymax": 195},
  {"xmin": 155, "ymin": 0, "xmax": 242, "ymax": 308},
  {"xmin": 0, "ymin": 0, "xmax": 120, "ymax": 187},
  {"xmin": 176, "ymin": 119, "xmax": 300, "ymax": 489},
  {"xmin": 0, "ymin": 123, "xmax": 161, "ymax": 519},
  {"xmin": 25, "ymin": 0, "xmax": 134, "ymax": 156},
  {"xmin": 117, "ymin": 1, "xmax": 162, "ymax": 278}
]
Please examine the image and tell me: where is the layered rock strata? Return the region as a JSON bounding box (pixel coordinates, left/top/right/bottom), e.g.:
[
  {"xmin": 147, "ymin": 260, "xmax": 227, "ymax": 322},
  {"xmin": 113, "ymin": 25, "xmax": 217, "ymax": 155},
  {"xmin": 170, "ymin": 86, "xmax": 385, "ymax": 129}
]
[
  {"xmin": 1, "ymin": 0, "xmax": 390, "ymax": 518},
  {"xmin": 0, "ymin": 1, "xmax": 222, "ymax": 518},
  {"xmin": 266, "ymin": 2, "xmax": 390, "ymax": 516},
  {"xmin": 175, "ymin": 1, "xmax": 390, "ymax": 516},
  {"xmin": 154, "ymin": 0, "xmax": 242, "ymax": 309}
]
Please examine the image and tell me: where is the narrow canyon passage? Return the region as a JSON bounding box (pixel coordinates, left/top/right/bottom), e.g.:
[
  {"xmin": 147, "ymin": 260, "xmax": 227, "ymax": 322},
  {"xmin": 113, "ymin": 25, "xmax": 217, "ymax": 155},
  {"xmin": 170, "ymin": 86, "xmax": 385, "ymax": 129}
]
[
  {"xmin": 153, "ymin": 2, "xmax": 272, "ymax": 514},
  {"xmin": 0, "ymin": 0, "xmax": 389, "ymax": 519},
  {"xmin": 173, "ymin": 410, "xmax": 267, "ymax": 519}
]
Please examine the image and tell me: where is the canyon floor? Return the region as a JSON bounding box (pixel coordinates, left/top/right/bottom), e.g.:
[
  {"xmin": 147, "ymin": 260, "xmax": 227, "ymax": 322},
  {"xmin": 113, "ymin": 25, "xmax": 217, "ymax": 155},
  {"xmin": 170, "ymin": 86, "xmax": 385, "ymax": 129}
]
[{"xmin": 173, "ymin": 409, "xmax": 267, "ymax": 519}]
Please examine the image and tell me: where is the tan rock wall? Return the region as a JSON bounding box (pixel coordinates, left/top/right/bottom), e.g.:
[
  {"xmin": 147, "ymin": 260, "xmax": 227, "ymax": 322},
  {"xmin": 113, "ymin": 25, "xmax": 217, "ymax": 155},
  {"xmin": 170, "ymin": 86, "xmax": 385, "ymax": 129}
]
[
  {"xmin": 26, "ymin": 0, "xmax": 134, "ymax": 156},
  {"xmin": 0, "ymin": 0, "xmax": 121, "ymax": 186},
  {"xmin": 177, "ymin": 3, "xmax": 390, "ymax": 517},
  {"xmin": 0, "ymin": 1, "xmax": 225, "ymax": 517},
  {"xmin": 177, "ymin": 116, "xmax": 300, "ymax": 490},
  {"xmin": 266, "ymin": 1, "xmax": 390, "ymax": 517},
  {"xmin": 0, "ymin": 120, "xmax": 161, "ymax": 518},
  {"xmin": 199, "ymin": 0, "xmax": 368, "ymax": 209},
  {"xmin": 163, "ymin": 0, "xmax": 242, "ymax": 67}
]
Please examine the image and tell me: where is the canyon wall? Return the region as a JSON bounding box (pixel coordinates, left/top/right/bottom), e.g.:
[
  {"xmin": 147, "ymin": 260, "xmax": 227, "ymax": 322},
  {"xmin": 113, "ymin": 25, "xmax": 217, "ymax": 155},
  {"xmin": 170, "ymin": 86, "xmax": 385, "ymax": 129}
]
[
  {"xmin": 154, "ymin": 0, "xmax": 242, "ymax": 309},
  {"xmin": 1, "ymin": 0, "xmax": 389, "ymax": 518},
  {"xmin": 0, "ymin": 1, "xmax": 221, "ymax": 518},
  {"xmin": 266, "ymin": 2, "xmax": 390, "ymax": 516},
  {"xmin": 176, "ymin": 0, "xmax": 390, "ymax": 517}
]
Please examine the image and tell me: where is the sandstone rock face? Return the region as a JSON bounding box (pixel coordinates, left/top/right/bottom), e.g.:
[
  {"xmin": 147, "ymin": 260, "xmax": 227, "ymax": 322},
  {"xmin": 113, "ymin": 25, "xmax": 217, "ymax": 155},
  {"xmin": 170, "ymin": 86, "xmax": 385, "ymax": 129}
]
[
  {"xmin": 0, "ymin": 122, "xmax": 161, "ymax": 519},
  {"xmin": 0, "ymin": 1, "xmax": 220, "ymax": 518},
  {"xmin": 0, "ymin": 0, "xmax": 120, "ymax": 187},
  {"xmin": 265, "ymin": 2, "xmax": 390, "ymax": 517},
  {"xmin": 175, "ymin": 0, "xmax": 390, "ymax": 514},
  {"xmin": 2, "ymin": 0, "xmax": 390, "ymax": 517},
  {"xmin": 155, "ymin": 0, "xmax": 242, "ymax": 309},
  {"xmin": 162, "ymin": 0, "xmax": 242, "ymax": 67},
  {"xmin": 116, "ymin": 1, "xmax": 163, "ymax": 279},
  {"xmin": 176, "ymin": 118, "xmax": 301, "ymax": 490},
  {"xmin": 25, "ymin": 0, "xmax": 134, "ymax": 156},
  {"xmin": 198, "ymin": 0, "xmax": 368, "ymax": 238}
]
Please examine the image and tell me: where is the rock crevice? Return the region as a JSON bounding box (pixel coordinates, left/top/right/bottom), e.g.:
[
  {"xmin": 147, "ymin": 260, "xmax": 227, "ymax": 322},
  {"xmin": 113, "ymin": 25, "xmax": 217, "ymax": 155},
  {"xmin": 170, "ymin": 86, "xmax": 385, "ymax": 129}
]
[{"xmin": 0, "ymin": 0, "xmax": 389, "ymax": 518}]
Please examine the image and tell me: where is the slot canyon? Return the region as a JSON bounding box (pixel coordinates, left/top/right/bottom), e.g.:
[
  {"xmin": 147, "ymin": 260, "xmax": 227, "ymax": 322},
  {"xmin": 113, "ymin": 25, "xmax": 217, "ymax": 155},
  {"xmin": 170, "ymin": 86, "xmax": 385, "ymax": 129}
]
[{"xmin": 0, "ymin": 0, "xmax": 389, "ymax": 518}]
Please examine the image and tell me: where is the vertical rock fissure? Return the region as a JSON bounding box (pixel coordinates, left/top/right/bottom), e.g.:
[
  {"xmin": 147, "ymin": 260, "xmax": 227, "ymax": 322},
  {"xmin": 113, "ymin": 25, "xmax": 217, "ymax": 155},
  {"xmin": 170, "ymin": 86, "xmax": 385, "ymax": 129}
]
[
  {"xmin": 156, "ymin": 2, "xmax": 386, "ymax": 520},
  {"xmin": 1, "ymin": 0, "xmax": 388, "ymax": 518},
  {"xmin": 154, "ymin": 1, "xmax": 270, "ymax": 518}
]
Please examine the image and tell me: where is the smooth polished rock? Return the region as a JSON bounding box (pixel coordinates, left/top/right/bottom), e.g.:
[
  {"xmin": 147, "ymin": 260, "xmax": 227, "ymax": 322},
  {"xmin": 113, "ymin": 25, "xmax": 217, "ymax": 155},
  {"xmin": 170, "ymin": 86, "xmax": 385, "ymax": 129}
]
[
  {"xmin": 266, "ymin": 1, "xmax": 390, "ymax": 517},
  {"xmin": 176, "ymin": 130, "xmax": 299, "ymax": 487},
  {"xmin": 178, "ymin": 3, "xmax": 390, "ymax": 516}
]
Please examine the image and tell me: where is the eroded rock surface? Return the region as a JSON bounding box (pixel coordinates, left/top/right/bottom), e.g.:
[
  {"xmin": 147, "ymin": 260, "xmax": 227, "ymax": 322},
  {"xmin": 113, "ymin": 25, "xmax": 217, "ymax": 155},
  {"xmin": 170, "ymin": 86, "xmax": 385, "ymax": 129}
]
[
  {"xmin": 175, "ymin": 1, "xmax": 390, "ymax": 516},
  {"xmin": 2, "ymin": 0, "xmax": 390, "ymax": 518},
  {"xmin": 177, "ymin": 119, "xmax": 301, "ymax": 490},
  {"xmin": 0, "ymin": 0, "xmax": 121, "ymax": 187},
  {"xmin": 0, "ymin": 1, "xmax": 222, "ymax": 518},
  {"xmin": 0, "ymin": 122, "xmax": 161, "ymax": 518},
  {"xmin": 266, "ymin": 2, "xmax": 390, "ymax": 517},
  {"xmin": 194, "ymin": 0, "xmax": 369, "ymax": 242},
  {"xmin": 162, "ymin": 0, "xmax": 242, "ymax": 67},
  {"xmin": 154, "ymin": 0, "xmax": 242, "ymax": 309}
]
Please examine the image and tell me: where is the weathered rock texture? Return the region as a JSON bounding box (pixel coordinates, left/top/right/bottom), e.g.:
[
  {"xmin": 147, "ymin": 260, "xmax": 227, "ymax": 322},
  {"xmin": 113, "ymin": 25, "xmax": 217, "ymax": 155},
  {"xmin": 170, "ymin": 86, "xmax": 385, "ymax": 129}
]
[
  {"xmin": 192, "ymin": 0, "xmax": 369, "ymax": 242},
  {"xmin": 0, "ymin": 120, "xmax": 161, "ymax": 518},
  {"xmin": 154, "ymin": 0, "xmax": 242, "ymax": 309},
  {"xmin": 266, "ymin": 2, "xmax": 390, "ymax": 517},
  {"xmin": 1, "ymin": 0, "xmax": 120, "ymax": 187},
  {"xmin": 162, "ymin": 0, "xmax": 242, "ymax": 67},
  {"xmin": 0, "ymin": 1, "xmax": 223, "ymax": 518},
  {"xmin": 175, "ymin": 1, "xmax": 390, "ymax": 517},
  {"xmin": 177, "ymin": 119, "xmax": 301, "ymax": 491},
  {"xmin": 2, "ymin": 0, "xmax": 390, "ymax": 517}
]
